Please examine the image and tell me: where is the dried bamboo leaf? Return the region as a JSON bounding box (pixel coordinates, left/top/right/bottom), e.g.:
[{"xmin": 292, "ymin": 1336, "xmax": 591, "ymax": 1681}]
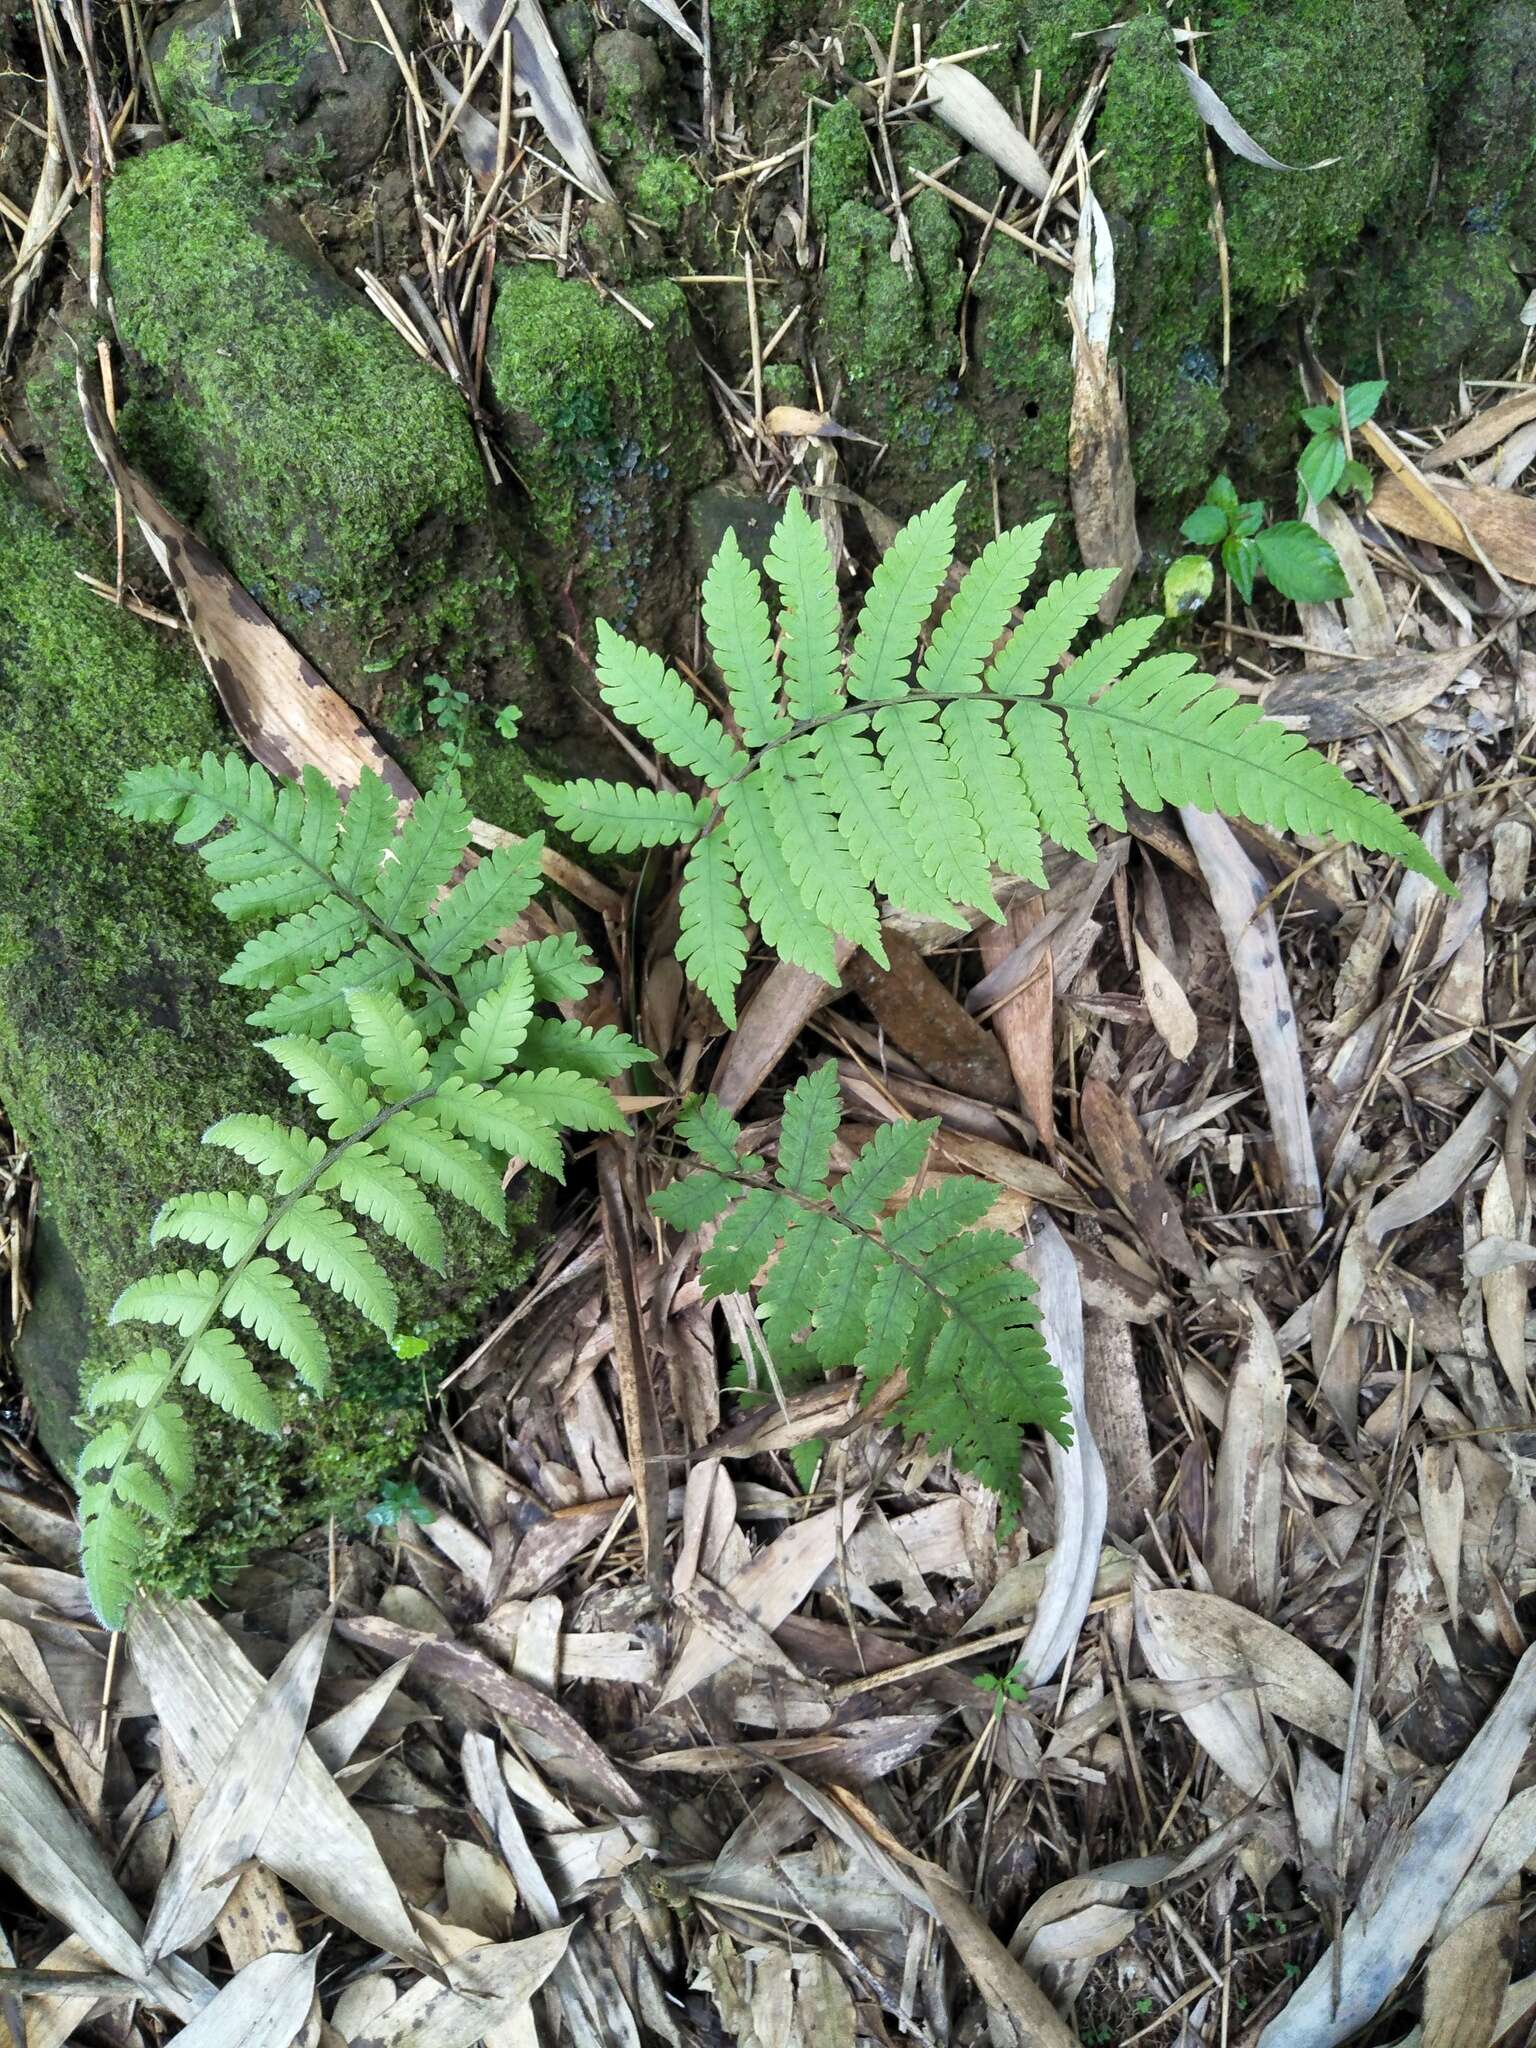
[
  {"xmin": 1177, "ymin": 62, "xmax": 1337, "ymax": 169},
  {"xmin": 1264, "ymin": 646, "xmax": 1471, "ymax": 741},
  {"xmin": 921, "ymin": 60, "xmax": 1052, "ymax": 197},
  {"xmin": 1068, "ymin": 197, "xmax": 1138, "ymax": 624},
  {"xmin": 1371, "ymin": 472, "xmax": 1536, "ymax": 582},
  {"xmin": 1258, "ymin": 1643, "xmax": 1536, "ymax": 2047},
  {"xmin": 1208, "ymin": 1303, "xmax": 1286, "ymax": 1613},
  {"xmin": 169, "ymin": 1948, "xmax": 318, "ymax": 2048},
  {"xmin": 1182, "ymin": 807, "xmax": 1323, "ymax": 1235},
  {"xmin": 1368, "ymin": 1025, "xmax": 1536, "ymax": 1240},
  {"xmin": 1011, "ymin": 1220, "xmax": 1107, "ymax": 1686},
  {"xmin": 345, "ymin": 1928, "xmax": 571, "ymax": 2048},
  {"xmin": 597, "ymin": 1140, "xmax": 669, "ymax": 1596},
  {"xmin": 129, "ymin": 1596, "xmax": 438, "ymax": 1972},
  {"xmin": 144, "ymin": 1611, "xmax": 332, "ymax": 1963}
]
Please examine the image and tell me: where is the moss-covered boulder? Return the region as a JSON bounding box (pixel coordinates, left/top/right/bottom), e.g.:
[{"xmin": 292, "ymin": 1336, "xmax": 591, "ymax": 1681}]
[
  {"xmin": 486, "ymin": 264, "xmax": 722, "ymax": 642},
  {"xmin": 151, "ymin": 0, "xmax": 415, "ymax": 180},
  {"xmin": 0, "ymin": 480, "xmax": 535, "ymax": 1594},
  {"xmin": 82, "ymin": 142, "xmax": 545, "ymax": 743}
]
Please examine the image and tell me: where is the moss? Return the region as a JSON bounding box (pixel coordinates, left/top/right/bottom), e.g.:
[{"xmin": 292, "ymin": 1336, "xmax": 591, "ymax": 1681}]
[
  {"xmin": 1325, "ymin": 220, "xmax": 1526, "ymax": 415},
  {"xmin": 810, "ymin": 97, "xmax": 870, "ymax": 224},
  {"xmin": 712, "ymin": 0, "xmax": 814, "ymax": 73},
  {"xmin": 1096, "ymin": 15, "xmax": 1228, "ymax": 501},
  {"xmin": 629, "ymin": 153, "xmax": 708, "ymax": 232},
  {"xmin": 1436, "ymin": 0, "xmax": 1536, "ymax": 223},
  {"xmin": 971, "ymin": 242, "xmax": 1073, "ymax": 486},
  {"xmin": 1203, "ymin": 0, "xmax": 1427, "ymax": 308},
  {"xmin": 157, "ymin": 18, "xmax": 320, "ymax": 150},
  {"xmin": 487, "ymin": 264, "xmax": 720, "ymax": 634},
  {"xmin": 762, "ymin": 361, "xmax": 810, "ymax": 407},
  {"xmin": 930, "ymin": 0, "xmax": 1028, "ymax": 94},
  {"xmin": 1017, "ymin": 0, "xmax": 1117, "ymax": 102},
  {"xmin": 0, "ymin": 481, "xmax": 535, "ymax": 1596},
  {"xmin": 102, "ymin": 143, "xmax": 524, "ymax": 718}
]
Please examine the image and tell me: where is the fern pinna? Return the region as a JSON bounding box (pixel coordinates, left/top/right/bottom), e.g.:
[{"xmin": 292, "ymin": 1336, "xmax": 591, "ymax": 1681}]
[
  {"xmin": 533, "ymin": 487, "xmax": 1449, "ymax": 1021},
  {"xmin": 653, "ymin": 1066, "xmax": 1070, "ymax": 1512},
  {"xmin": 83, "ymin": 757, "xmax": 642, "ymax": 1625}
]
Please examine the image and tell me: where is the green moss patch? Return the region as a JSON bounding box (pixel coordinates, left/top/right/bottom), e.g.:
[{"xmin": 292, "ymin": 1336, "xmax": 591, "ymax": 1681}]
[
  {"xmin": 0, "ymin": 481, "xmax": 534, "ymax": 1596},
  {"xmin": 487, "ymin": 264, "xmax": 721, "ymax": 635}
]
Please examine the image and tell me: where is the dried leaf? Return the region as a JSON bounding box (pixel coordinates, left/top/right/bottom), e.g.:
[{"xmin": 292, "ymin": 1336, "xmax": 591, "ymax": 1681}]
[
  {"xmin": 1068, "ymin": 197, "xmax": 1138, "ymax": 624},
  {"xmin": 453, "ymin": 0, "xmax": 614, "ymax": 198},
  {"xmin": 630, "ymin": 0, "xmax": 701, "ymax": 54},
  {"xmin": 346, "ymin": 1928, "xmax": 571, "ymax": 2048},
  {"xmin": 921, "ymin": 60, "xmax": 1052, "ymax": 197},
  {"xmin": 1479, "ymin": 1160, "xmax": 1529, "ymax": 1404},
  {"xmin": 1367, "ymin": 1024, "xmax": 1536, "ymax": 1239},
  {"xmin": 129, "ymin": 1596, "xmax": 438, "ymax": 1972},
  {"xmin": 597, "ymin": 1140, "xmax": 669, "ymax": 1596},
  {"xmin": 1423, "ymin": 390, "xmax": 1536, "ymax": 467},
  {"xmin": 1259, "ymin": 1643, "xmax": 1536, "ymax": 2047},
  {"xmin": 658, "ymin": 1492, "xmax": 868, "ymax": 1704},
  {"xmin": 845, "ymin": 932, "xmax": 1016, "ymax": 1103},
  {"xmin": 1182, "ymin": 808, "xmax": 1323, "ymax": 1235},
  {"xmin": 1370, "ymin": 472, "xmax": 1536, "ymax": 583},
  {"xmin": 1134, "ymin": 927, "xmax": 1198, "ymax": 1059},
  {"xmin": 170, "ymin": 1948, "xmax": 319, "ymax": 2048},
  {"xmin": 1080, "ymin": 1077, "xmax": 1201, "ymax": 1277},
  {"xmin": 1011, "ymin": 1220, "xmax": 1107, "ymax": 1686},
  {"xmin": 144, "ymin": 1610, "xmax": 332, "ymax": 1963},
  {"xmin": 1209, "ymin": 1303, "xmax": 1287, "ymax": 1613},
  {"xmin": 1264, "ymin": 645, "xmax": 1472, "ymax": 741},
  {"xmin": 1177, "ymin": 62, "xmax": 1338, "ymax": 170}
]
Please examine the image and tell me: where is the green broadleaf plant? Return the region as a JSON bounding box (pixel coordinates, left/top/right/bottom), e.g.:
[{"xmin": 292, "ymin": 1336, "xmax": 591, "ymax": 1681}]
[
  {"xmin": 534, "ymin": 486, "xmax": 1446, "ymax": 1021},
  {"xmin": 1173, "ymin": 473, "xmax": 1351, "ymax": 607},
  {"xmin": 85, "ymin": 756, "xmax": 644, "ymax": 1626},
  {"xmin": 651, "ymin": 1066, "xmax": 1072, "ymax": 1519}
]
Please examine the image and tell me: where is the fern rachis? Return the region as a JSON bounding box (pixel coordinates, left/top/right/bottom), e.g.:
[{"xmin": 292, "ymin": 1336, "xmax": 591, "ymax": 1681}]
[
  {"xmin": 533, "ymin": 486, "xmax": 1450, "ymax": 1019},
  {"xmin": 652, "ymin": 1068, "xmax": 1071, "ymax": 1516},
  {"xmin": 84, "ymin": 757, "xmax": 646, "ymax": 1627}
]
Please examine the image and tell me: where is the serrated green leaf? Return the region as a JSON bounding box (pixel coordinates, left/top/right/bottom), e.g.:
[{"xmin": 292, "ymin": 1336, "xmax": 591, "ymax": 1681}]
[
  {"xmin": 917, "ymin": 516, "xmax": 1052, "ymax": 697},
  {"xmin": 203, "ymin": 1114, "xmax": 326, "ymax": 1192},
  {"xmin": 453, "ymin": 951, "xmax": 536, "ymax": 1083},
  {"xmin": 985, "ymin": 569, "xmax": 1117, "ymax": 697},
  {"xmin": 676, "ymin": 1094, "xmax": 749, "ymax": 1173},
  {"xmin": 260, "ymin": 1035, "xmax": 376, "ymax": 1136},
  {"xmin": 116, "ymin": 1462, "xmax": 178, "ymax": 1525},
  {"xmin": 1003, "ymin": 702, "xmax": 1097, "ymax": 859},
  {"xmin": 320, "ymin": 1145, "xmax": 445, "ymax": 1271},
  {"xmin": 375, "ymin": 1109, "xmax": 508, "ymax": 1229},
  {"xmin": 418, "ymin": 837, "xmax": 546, "ymax": 970},
  {"xmin": 500, "ymin": 1068, "xmax": 626, "ymax": 1135},
  {"xmin": 347, "ymin": 986, "xmax": 430, "ymax": 1101},
  {"xmin": 764, "ymin": 489, "xmax": 844, "ymax": 720},
  {"xmin": 874, "ymin": 700, "xmax": 998, "ymax": 912},
  {"xmin": 182, "ymin": 1328, "xmax": 280, "ymax": 1433},
  {"xmin": 332, "ymin": 766, "xmax": 399, "ymax": 894},
  {"xmin": 247, "ymin": 934, "xmax": 415, "ymax": 1036},
  {"xmin": 724, "ymin": 771, "xmax": 840, "ymax": 983},
  {"xmin": 110, "ymin": 1268, "xmax": 221, "ymax": 1338},
  {"xmin": 87, "ymin": 1352, "xmax": 174, "ymax": 1412},
  {"xmin": 513, "ymin": 931, "xmax": 603, "ymax": 1003},
  {"xmin": 268, "ymin": 1194, "xmax": 398, "ymax": 1334},
  {"xmin": 140, "ymin": 1403, "xmax": 195, "ymax": 1492},
  {"xmin": 776, "ymin": 1062, "xmax": 841, "ymax": 1195},
  {"xmin": 832, "ymin": 1118, "xmax": 937, "ymax": 1225},
  {"xmin": 593, "ymin": 618, "xmax": 747, "ymax": 785},
  {"xmin": 221, "ymin": 895, "xmax": 364, "ymax": 991},
  {"xmin": 702, "ymin": 524, "xmax": 791, "ymax": 746},
  {"xmin": 225, "ymin": 1258, "xmax": 330, "ymax": 1390},
  {"xmin": 698, "ymin": 1185, "xmax": 795, "ymax": 1297},
  {"xmin": 809, "ymin": 1232, "xmax": 887, "ymax": 1367},
  {"xmin": 848, "ymin": 484, "xmax": 963, "ymax": 703},
  {"xmin": 518, "ymin": 1018, "xmax": 647, "ymax": 1079},
  {"xmin": 151, "ymin": 1190, "xmax": 269, "ymax": 1266},
  {"xmin": 366, "ymin": 771, "xmax": 475, "ymax": 929},
  {"xmin": 939, "ymin": 697, "xmax": 1046, "ymax": 884},
  {"xmin": 1253, "ymin": 521, "xmax": 1350, "ymax": 603},
  {"xmin": 527, "ymin": 777, "xmax": 709, "ymax": 857},
  {"xmin": 650, "ymin": 1169, "xmax": 737, "ymax": 1231},
  {"xmin": 675, "ymin": 829, "xmax": 749, "ymax": 1027},
  {"xmin": 758, "ymin": 1210, "xmax": 849, "ymax": 1337},
  {"xmin": 762, "ymin": 738, "xmax": 884, "ymax": 959},
  {"xmin": 426, "ymin": 1076, "xmax": 564, "ymax": 1176}
]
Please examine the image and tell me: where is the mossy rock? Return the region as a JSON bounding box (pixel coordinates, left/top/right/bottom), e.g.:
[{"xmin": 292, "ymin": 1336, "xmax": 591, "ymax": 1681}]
[
  {"xmin": 0, "ymin": 479, "xmax": 537, "ymax": 1596},
  {"xmin": 151, "ymin": 0, "xmax": 415, "ymax": 181},
  {"xmin": 486, "ymin": 264, "xmax": 722, "ymax": 643},
  {"xmin": 1325, "ymin": 220, "xmax": 1527, "ymax": 416},
  {"xmin": 1203, "ymin": 0, "xmax": 1427, "ymax": 309},
  {"xmin": 1436, "ymin": 0, "xmax": 1536, "ymax": 226},
  {"xmin": 94, "ymin": 142, "xmax": 549, "ymax": 745},
  {"xmin": 810, "ymin": 97, "xmax": 871, "ymax": 225}
]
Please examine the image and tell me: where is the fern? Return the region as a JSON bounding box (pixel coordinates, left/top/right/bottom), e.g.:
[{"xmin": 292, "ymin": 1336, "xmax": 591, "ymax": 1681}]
[
  {"xmin": 651, "ymin": 1068, "xmax": 1071, "ymax": 1518},
  {"xmin": 533, "ymin": 487, "xmax": 1450, "ymax": 1018},
  {"xmin": 83, "ymin": 758, "xmax": 647, "ymax": 1628}
]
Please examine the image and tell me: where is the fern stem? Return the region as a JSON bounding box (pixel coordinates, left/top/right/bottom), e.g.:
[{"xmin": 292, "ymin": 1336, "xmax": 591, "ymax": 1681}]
[{"xmin": 93, "ymin": 1088, "xmax": 432, "ymax": 1492}]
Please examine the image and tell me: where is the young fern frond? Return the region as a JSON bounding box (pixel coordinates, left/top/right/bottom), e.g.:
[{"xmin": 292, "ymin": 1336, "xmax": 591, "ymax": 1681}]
[
  {"xmin": 650, "ymin": 1068, "xmax": 1072, "ymax": 1520},
  {"xmin": 533, "ymin": 488, "xmax": 1450, "ymax": 1019},
  {"xmin": 84, "ymin": 756, "xmax": 648, "ymax": 1629}
]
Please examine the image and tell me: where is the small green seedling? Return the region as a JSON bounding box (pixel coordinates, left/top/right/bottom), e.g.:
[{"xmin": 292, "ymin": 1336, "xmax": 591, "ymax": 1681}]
[
  {"xmin": 973, "ymin": 1668, "xmax": 1029, "ymax": 1707},
  {"xmin": 1170, "ymin": 473, "xmax": 1350, "ymax": 609},
  {"xmin": 364, "ymin": 1476, "xmax": 436, "ymax": 1532},
  {"xmin": 426, "ymin": 676, "xmax": 476, "ymax": 769},
  {"xmin": 1297, "ymin": 379, "xmax": 1385, "ymax": 511}
]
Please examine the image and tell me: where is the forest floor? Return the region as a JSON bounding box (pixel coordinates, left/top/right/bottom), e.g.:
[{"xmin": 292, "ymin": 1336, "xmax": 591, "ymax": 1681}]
[{"xmin": 3, "ymin": 3, "xmax": 1536, "ymax": 2047}]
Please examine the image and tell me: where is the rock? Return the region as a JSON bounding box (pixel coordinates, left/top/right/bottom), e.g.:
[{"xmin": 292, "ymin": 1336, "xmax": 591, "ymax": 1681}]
[
  {"xmin": 688, "ymin": 483, "xmax": 781, "ymax": 578},
  {"xmin": 87, "ymin": 142, "xmax": 566, "ymax": 769},
  {"xmin": 151, "ymin": 0, "xmax": 417, "ymax": 181},
  {"xmin": 486, "ymin": 264, "xmax": 722, "ymax": 645},
  {"xmin": 0, "ymin": 478, "xmax": 535, "ymax": 1594}
]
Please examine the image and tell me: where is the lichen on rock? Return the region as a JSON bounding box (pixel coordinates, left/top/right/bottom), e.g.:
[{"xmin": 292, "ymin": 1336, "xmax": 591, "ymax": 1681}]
[{"xmin": 0, "ymin": 478, "xmax": 537, "ymax": 1597}]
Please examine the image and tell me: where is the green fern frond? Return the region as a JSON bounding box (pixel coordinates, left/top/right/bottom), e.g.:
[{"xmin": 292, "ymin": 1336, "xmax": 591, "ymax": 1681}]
[
  {"xmin": 651, "ymin": 1097, "xmax": 1071, "ymax": 1521},
  {"xmin": 97, "ymin": 752, "xmax": 651, "ymax": 1629},
  {"xmin": 533, "ymin": 487, "xmax": 1450, "ymax": 1017}
]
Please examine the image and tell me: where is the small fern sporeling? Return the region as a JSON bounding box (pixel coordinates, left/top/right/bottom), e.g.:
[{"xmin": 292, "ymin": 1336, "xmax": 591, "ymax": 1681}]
[
  {"xmin": 651, "ymin": 1067, "xmax": 1071, "ymax": 1515},
  {"xmin": 532, "ymin": 486, "xmax": 1449, "ymax": 1021},
  {"xmin": 83, "ymin": 757, "xmax": 644, "ymax": 1626}
]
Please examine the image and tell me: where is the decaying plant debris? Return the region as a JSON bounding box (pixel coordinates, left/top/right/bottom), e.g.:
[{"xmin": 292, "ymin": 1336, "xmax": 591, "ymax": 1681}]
[{"xmin": 3, "ymin": 0, "xmax": 1536, "ymax": 2042}]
